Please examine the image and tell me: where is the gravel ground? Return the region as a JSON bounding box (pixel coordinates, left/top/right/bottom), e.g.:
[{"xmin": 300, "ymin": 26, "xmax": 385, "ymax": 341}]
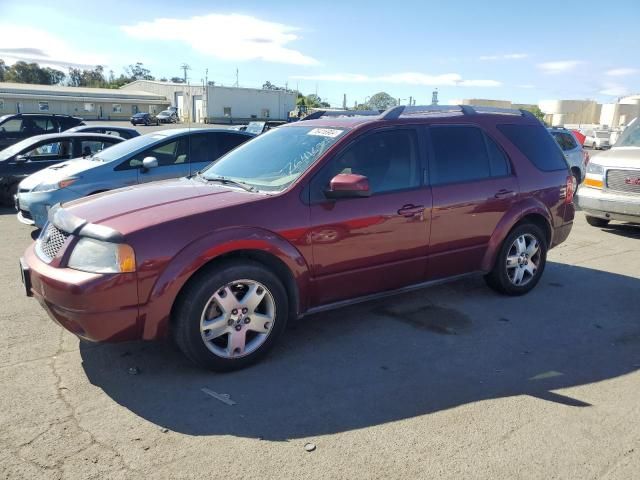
[{"xmin": 0, "ymin": 187, "xmax": 639, "ymax": 479}]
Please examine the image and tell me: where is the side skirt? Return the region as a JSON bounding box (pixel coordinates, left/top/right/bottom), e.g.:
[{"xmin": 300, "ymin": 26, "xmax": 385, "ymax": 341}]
[{"xmin": 300, "ymin": 271, "xmax": 483, "ymax": 318}]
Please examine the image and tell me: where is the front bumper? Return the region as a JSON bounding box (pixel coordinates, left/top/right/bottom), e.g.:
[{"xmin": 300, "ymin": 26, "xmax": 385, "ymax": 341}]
[
  {"xmin": 576, "ymin": 186, "xmax": 640, "ymax": 223},
  {"xmin": 22, "ymin": 244, "xmax": 141, "ymax": 342},
  {"xmin": 16, "ymin": 188, "xmax": 82, "ymax": 228}
]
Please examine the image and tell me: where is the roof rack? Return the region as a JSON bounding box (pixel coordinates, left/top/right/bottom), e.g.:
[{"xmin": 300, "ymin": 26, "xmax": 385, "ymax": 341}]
[
  {"xmin": 302, "ymin": 109, "xmax": 381, "ymax": 120},
  {"xmin": 380, "ymin": 104, "xmax": 536, "ymax": 120}
]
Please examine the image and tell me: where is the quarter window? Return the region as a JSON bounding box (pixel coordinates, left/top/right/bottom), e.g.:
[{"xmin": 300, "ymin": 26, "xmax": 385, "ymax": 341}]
[
  {"xmin": 551, "ymin": 132, "xmax": 577, "ymax": 151},
  {"xmin": 498, "ymin": 124, "xmax": 568, "ymax": 171}
]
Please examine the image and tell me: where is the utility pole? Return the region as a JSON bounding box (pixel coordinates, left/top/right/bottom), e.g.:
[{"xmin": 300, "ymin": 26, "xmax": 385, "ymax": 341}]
[
  {"xmin": 235, "ymin": 68, "xmax": 239, "ymax": 87},
  {"xmin": 397, "ymin": 97, "xmax": 401, "ymax": 106},
  {"xmin": 180, "ymin": 63, "xmax": 191, "ymax": 83},
  {"xmin": 409, "ymin": 96, "xmax": 412, "ymax": 107},
  {"xmin": 432, "ymin": 88, "xmax": 439, "ymax": 105},
  {"xmin": 204, "ymin": 68, "xmax": 209, "ymax": 124},
  {"xmin": 342, "ymin": 94, "xmax": 347, "ymax": 109}
]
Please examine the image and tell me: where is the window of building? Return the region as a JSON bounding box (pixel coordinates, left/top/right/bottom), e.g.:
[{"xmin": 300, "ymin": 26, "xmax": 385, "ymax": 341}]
[
  {"xmin": 223, "ymin": 107, "xmax": 232, "ymax": 117},
  {"xmin": 38, "ymin": 101, "xmax": 49, "ymax": 112},
  {"xmin": 132, "ymin": 105, "xmax": 139, "ymax": 114},
  {"xmin": 84, "ymin": 103, "xmax": 95, "ymax": 112},
  {"xmin": 497, "ymin": 124, "xmax": 568, "ymax": 171},
  {"xmin": 112, "ymin": 104, "xmax": 122, "ymax": 113},
  {"xmin": 311, "ymin": 128, "xmax": 420, "ymax": 201},
  {"xmin": 261, "ymin": 109, "xmax": 270, "ymax": 118}
]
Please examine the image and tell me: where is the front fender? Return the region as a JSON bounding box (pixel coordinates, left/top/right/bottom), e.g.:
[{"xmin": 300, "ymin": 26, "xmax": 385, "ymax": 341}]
[
  {"xmin": 480, "ymin": 198, "xmax": 552, "ymax": 272},
  {"xmin": 139, "ymin": 226, "xmax": 311, "ymax": 340}
]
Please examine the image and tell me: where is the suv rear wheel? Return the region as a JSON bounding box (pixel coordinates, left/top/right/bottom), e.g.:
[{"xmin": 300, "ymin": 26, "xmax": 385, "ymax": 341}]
[
  {"xmin": 173, "ymin": 261, "xmax": 288, "ymax": 371},
  {"xmin": 485, "ymin": 223, "xmax": 547, "ymax": 296}
]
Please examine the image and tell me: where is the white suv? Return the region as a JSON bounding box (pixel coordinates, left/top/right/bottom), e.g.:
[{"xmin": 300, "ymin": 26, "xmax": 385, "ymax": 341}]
[{"xmin": 577, "ymin": 118, "xmax": 640, "ymax": 226}]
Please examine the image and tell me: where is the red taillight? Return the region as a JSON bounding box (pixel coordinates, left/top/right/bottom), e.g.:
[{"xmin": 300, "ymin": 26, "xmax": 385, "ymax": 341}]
[{"xmin": 565, "ymin": 175, "xmax": 574, "ymax": 204}]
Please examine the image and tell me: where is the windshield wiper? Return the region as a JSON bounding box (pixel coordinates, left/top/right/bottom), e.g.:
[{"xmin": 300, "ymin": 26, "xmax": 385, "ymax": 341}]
[{"xmin": 204, "ymin": 175, "xmax": 256, "ymax": 192}]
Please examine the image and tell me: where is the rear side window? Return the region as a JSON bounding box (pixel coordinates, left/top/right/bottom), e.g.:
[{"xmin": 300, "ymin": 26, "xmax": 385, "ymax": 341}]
[
  {"xmin": 217, "ymin": 133, "xmax": 250, "ymax": 156},
  {"xmin": 498, "ymin": 124, "xmax": 567, "ymax": 171},
  {"xmin": 551, "ymin": 132, "xmax": 577, "ymax": 151},
  {"xmin": 430, "ymin": 126, "xmax": 510, "ymax": 185}
]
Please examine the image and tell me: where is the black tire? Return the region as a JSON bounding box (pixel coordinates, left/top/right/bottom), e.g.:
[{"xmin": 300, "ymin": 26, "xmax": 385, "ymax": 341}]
[
  {"xmin": 592, "ymin": 142, "xmax": 597, "ymax": 150},
  {"xmin": 484, "ymin": 223, "xmax": 548, "ymax": 296},
  {"xmin": 0, "ymin": 177, "xmax": 19, "ymax": 206},
  {"xmin": 585, "ymin": 215, "xmax": 610, "ymax": 228},
  {"xmin": 172, "ymin": 260, "xmax": 289, "ymax": 371}
]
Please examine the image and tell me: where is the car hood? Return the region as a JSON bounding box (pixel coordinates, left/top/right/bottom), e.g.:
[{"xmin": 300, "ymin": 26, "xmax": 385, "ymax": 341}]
[
  {"xmin": 591, "ymin": 147, "xmax": 640, "ymax": 168},
  {"xmin": 19, "ymin": 158, "xmax": 102, "ymax": 190},
  {"xmin": 61, "ymin": 177, "xmax": 264, "ymax": 235}
]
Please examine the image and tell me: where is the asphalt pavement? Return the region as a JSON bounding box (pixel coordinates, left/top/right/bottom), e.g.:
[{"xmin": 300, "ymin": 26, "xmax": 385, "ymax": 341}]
[{"xmin": 0, "ymin": 183, "xmax": 639, "ymax": 479}]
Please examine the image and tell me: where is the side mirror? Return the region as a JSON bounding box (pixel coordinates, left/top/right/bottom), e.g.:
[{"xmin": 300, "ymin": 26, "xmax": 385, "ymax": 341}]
[
  {"xmin": 325, "ymin": 173, "xmax": 370, "ymax": 199},
  {"xmin": 142, "ymin": 156, "xmax": 158, "ymax": 171},
  {"xmin": 15, "ymin": 154, "xmax": 29, "ymax": 163}
]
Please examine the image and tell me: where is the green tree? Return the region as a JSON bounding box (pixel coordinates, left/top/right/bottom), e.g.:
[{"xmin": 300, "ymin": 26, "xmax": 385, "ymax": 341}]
[
  {"xmin": 520, "ymin": 105, "xmax": 546, "ymax": 122},
  {"xmin": 0, "ymin": 59, "xmax": 6, "ymax": 82},
  {"xmin": 4, "ymin": 61, "xmax": 65, "ymax": 85},
  {"xmin": 170, "ymin": 76, "xmax": 185, "ymax": 83},
  {"xmin": 368, "ymin": 92, "xmax": 397, "ymax": 110},
  {"xmin": 126, "ymin": 62, "xmax": 154, "ymax": 81}
]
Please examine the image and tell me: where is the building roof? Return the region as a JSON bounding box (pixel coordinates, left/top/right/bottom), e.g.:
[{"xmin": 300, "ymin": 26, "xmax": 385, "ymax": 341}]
[{"xmin": 0, "ymin": 82, "xmax": 167, "ymax": 102}]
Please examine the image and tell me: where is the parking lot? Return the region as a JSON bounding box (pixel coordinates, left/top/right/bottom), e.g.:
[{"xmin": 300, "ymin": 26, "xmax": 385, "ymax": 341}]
[{"xmin": 1, "ymin": 188, "xmax": 639, "ymax": 478}]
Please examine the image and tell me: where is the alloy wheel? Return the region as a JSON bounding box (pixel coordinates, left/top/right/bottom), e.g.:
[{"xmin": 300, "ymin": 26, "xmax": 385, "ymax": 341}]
[
  {"xmin": 199, "ymin": 279, "xmax": 276, "ymax": 359},
  {"xmin": 505, "ymin": 233, "xmax": 541, "ymax": 286}
]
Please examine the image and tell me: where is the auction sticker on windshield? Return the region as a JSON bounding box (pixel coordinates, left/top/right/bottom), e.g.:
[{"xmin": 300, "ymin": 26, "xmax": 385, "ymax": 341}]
[{"xmin": 307, "ymin": 128, "xmax": 344, "ymax": 138}]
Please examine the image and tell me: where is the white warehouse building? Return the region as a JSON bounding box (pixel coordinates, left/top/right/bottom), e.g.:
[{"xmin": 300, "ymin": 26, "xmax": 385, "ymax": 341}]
[{"xmin": 121, "ymin": 80, "xmax": 296, "ymax": 124}]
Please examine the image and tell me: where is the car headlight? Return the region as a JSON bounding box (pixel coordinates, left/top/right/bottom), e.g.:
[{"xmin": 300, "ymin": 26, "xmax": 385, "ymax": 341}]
[
  {"xmin": 68, "ymin": 237, "xmax": 136, "ymax": 273},
  {"xmin": 33, "ymin": 177, "xmax": 79, "ymax": 193},
  {"xmin": 586, "ymin": 163, "xmax": 604, "ymax": 175},
  {"xmin": 584, "ymin": 162, "xmax": 604, "ymax": 189}
]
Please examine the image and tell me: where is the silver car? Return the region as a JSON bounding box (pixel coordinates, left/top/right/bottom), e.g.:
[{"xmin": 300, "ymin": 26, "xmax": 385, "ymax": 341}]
[
  {"xmin": 577, "ymin": 118, "xmax": 640, "ymax": 227},
  {"xmin": 16, "ymin": 128, "xmax": 254, "ymax": 228},
  {"xmin": 548, "ymin": 127, "xmax": 588, "ymax": 191}
]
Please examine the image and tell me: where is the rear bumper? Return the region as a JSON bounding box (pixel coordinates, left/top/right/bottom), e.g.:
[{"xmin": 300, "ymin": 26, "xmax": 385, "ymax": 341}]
[
  {"xmin": 22, "ymin": 244, "xmax": 141, "ymax": 342},
  {"xmin": 577, "ymin": 186, "xmax": 640, "ymax": 223}
]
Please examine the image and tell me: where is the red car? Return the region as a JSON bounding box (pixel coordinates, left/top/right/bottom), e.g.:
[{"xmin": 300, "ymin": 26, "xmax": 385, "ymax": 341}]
[{"xmin": 21, "ymin": 105, "xmax": 575, "ymax": 371}]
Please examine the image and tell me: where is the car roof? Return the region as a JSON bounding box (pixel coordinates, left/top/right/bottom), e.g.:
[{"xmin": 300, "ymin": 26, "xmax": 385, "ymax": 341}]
[
  {"xmin": 69, "ymin": 125, "xmax": 137, "ymax": 131},
  {"xmin": 20, "ymin": 132, "xmax": 126, "ymax": 142},
  {"xmin": 140, "ymin": 128, "xmax": 255, "ymax": 138}
]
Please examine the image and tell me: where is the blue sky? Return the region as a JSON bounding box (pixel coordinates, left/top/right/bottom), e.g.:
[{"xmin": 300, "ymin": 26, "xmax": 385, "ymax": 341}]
[{"xmin": 1, "ymin": 0, "xmax": 639, "ymax": 106}]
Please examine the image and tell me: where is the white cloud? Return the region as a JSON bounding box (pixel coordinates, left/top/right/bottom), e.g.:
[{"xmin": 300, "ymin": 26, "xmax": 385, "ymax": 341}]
[
  {"xmin": 479, "ymin": 53, "xmax": 528, "ymax": 61},
  {"xmin": 517, "ymin": 84, "xmax": 536, "ymax": 89},
  {"xmin": 537, "ymin": 60, "xmax": 584, "ymax": 74},
  {"xmin": 605, "ymin": 68, "xmax": 637, "ymax": 77},
  {"xmin": 121, "ymin": 14, "xmax": 318, "ymax": 66},
  {"xmin": 0, "ymin": 24, "xmax": 108, "ymax": 70},
  {"xmin": 291, "ymin": 71, "xmax": 502, "ymax": 87},
  {"xmin": 600, "ymin": 84, "xmax": 630, "ymax": 96}
]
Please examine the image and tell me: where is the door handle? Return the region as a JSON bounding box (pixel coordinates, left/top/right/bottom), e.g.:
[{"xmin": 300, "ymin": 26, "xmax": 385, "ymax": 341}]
[
  {"xmin": 397, "ymin": 204, "xmax": 425, "ymax": 217},
  {"xmin": 494, "ymin": 189, "xmax": 516, "ymax": 199}
]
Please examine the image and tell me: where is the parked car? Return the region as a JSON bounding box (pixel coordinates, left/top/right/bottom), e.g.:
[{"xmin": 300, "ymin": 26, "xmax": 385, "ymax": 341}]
[
  {"xmin": 577, "ymin": 117, "xmax": 640, "ymax": 227},
  {"xmin": 20, "ymin": 105, "xmax": 575, "ymax": 371},
  {"xmin": 548, "ymin": 127, "xmax": 589, "ymax": 190},
  {"xmin": 583, "ymin": 129, "xmax": 611, "ymax": 150},
  {"xmin": 66, "ymin": 125, "xmax": 140, "ymax": 139},
  {"xmin": 0, "ymin": 113, "xmax": 84, "ymax": 150},
  {"xmin": 156, "ymin": 110, "xmax": 179, "ymax": 124},
  {"xmin": 130, "ymin": 112, "xmax": 160, "ymax": 126},
  {"xmin": 0, "ymin": 133, "xmax": 124, "ymax": 206},
  {"xmin": 16, "ymin": 128, "xmax": 254, "ymax": 227}
]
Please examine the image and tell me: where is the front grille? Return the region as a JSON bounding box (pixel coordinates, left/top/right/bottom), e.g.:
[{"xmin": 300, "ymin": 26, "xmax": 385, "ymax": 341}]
[
  {"xmin": 606, "ymin": 169, "xmax": 640, "ymax": 195},
  {"xmin": 20, "ymin": 209, "xmax": 33, "ymax": 220},
  {"xmin": 37, "ymin": 223, "xmax": 70, "ymax": 262}
]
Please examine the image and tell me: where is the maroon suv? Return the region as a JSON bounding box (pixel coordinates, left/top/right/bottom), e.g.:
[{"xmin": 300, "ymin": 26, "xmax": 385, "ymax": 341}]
[{"xmin": 21, "ymin": 105, "xmax": 575, "ymax": 371}]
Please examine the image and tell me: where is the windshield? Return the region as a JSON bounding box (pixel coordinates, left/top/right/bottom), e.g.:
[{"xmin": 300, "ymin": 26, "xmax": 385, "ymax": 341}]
[
  {"xmin": 595, "ymin": 131, "xmax": 610, "ymax": 139},
  {"xmin": 92, "ymin": 134, "xmax": 166, "ymax": 162},
  {"xmin": 0, "ymin": 136, "xmax": 42, "ymax": 161},
  {"xmin": 201, "ymin": 126, "xmax": 348, "ymax": 192},
  {"xmin": 615, "ymin": 118, "xmax": 640, "ymax": 147},
  {"xmin": 159, "ymin": 110, "xmax": 172, "ymax": 115}
]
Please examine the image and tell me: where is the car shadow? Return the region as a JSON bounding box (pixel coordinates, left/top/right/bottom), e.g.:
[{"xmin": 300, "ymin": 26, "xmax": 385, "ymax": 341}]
[
  {"xmin": 601, "ymin": 223, "xmax": 640, "ymax": 239},
  {"xmin": 80, "ymin": 261, "xmax": 639, "ymax": 441}
]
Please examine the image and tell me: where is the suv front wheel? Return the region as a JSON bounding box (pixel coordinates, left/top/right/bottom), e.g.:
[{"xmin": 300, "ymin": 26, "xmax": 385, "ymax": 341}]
[
  {"xmin": 173, "ymin": 260, "xmax": 288, "ymax": 371},
  {"xmin": 485, "ymin": 223, "xmax": 548, "ymax": 296}
]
